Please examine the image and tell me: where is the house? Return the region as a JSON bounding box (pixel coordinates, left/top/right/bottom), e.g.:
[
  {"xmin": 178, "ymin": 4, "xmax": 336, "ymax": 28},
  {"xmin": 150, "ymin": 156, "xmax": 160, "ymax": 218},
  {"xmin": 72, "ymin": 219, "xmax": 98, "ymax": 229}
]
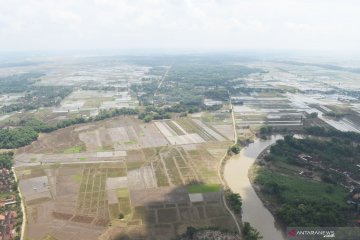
[
  {"xmin": 0, "ymin": 211, "xmax": 17, "ymax": 240},
  {"xmin": 298, "ymin": 154, "xmax": 312, "ymax": 162}
]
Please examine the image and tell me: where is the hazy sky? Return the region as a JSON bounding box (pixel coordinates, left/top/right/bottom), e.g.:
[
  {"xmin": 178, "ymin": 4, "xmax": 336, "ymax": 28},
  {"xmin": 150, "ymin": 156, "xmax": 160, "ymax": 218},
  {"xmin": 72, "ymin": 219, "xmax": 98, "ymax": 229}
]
[{"xmin": 0, "ymin": 0, "xmax": 359, "ymax": 52}]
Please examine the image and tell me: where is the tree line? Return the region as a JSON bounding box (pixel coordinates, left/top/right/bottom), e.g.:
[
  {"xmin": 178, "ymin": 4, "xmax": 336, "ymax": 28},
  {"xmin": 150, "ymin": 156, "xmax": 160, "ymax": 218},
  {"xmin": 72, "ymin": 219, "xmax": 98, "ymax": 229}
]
[{"xmin": 0, "ymin": 108, "xmax": 138, "ymax": 149}]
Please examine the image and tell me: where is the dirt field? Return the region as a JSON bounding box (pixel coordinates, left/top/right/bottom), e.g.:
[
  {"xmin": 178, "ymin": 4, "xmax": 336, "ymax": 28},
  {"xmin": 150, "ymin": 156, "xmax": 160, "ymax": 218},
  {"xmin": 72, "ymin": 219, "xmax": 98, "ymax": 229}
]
[{"xmin": 14, "ymin": 116, "xmax": 235, "ymax": 240}]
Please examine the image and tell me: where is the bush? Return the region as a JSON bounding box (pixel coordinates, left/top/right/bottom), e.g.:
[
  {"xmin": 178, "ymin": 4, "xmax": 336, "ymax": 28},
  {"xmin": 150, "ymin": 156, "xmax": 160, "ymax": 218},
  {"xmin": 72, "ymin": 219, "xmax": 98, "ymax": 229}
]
[
  {"xmin": 226, "ymin": 191, "xmax": 242, "ymax": 214},
  {"xmin": 242, "ymin": 222, "xmax": 263, "ymax": 240},
  {"xmin": 230, "ymin": 145, "xmax": 240, "ymax": 154}
]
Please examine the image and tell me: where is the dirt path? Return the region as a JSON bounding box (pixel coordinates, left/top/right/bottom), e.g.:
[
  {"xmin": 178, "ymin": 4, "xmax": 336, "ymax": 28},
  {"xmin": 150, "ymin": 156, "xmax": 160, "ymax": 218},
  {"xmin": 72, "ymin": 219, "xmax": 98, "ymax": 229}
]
[
  {"xmin": 154, "ymin": 65, "xmax": 171, "ymax": 97},
  {"xmin": 172, "ymin": 156, "xmax": 185, "ymax": 184},
  {"xmin": 217, "ymin": 98, "xmax": 242, "ymax": 235},
  {"xmin": 159, "ymin": 152, "xmax": 173, "ymax": 186},
  {"xmin": 12, "ymin": 168, "xmax": 26, "ymax": 240},
  {"xmin": 176, "ymin": 148, "xmax": 200, "ymax": 182}
]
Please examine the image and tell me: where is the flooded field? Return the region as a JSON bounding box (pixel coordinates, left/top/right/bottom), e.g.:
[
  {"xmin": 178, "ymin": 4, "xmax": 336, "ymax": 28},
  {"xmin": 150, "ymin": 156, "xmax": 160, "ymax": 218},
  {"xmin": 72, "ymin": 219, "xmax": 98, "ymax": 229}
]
[{"xmin": 224, "ymin": 136, "xmax": 285, "ymax": 240}]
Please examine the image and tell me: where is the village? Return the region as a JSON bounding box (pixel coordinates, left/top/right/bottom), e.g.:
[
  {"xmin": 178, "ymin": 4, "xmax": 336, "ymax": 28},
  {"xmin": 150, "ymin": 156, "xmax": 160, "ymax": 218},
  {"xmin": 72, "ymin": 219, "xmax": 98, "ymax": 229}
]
[{"xmin": 0, "ymin": 159, "xmax": 21, "ymax": 240}]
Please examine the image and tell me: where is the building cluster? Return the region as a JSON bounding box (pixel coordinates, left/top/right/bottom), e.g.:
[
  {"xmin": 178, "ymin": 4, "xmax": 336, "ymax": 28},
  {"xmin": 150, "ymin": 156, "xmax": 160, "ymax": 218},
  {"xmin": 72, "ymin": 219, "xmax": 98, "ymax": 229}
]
[
  {"xmin": 0, "ymin": 169, "xmax": 18, "ymax": 240},
  {"xmin": 0, "ymin": 210, "xmax": 17, "ymax": 240}
]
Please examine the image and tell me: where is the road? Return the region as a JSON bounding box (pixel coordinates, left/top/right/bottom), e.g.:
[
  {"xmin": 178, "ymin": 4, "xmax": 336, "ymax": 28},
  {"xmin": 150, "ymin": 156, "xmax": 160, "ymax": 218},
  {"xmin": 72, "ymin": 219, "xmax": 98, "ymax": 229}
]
[{"xmin": 154, "ymin": 65, "xmax": 171, "ymax": 97}]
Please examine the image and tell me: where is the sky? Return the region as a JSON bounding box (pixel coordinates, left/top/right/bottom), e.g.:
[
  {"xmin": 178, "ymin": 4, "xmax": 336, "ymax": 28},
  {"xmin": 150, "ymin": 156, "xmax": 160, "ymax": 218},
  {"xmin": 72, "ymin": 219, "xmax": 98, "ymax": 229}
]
[{"xmin": 0, "ymin": 0, "xmax": 359, "ymax": 53}]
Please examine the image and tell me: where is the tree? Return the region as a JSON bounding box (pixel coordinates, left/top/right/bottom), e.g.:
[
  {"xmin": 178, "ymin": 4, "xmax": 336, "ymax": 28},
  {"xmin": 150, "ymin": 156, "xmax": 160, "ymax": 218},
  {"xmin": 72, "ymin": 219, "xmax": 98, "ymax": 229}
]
[
  {"xmin": 226, "ymin": 191, "xmax": 242, "ymax": 214},
  {"xmin": 242, "ymin": 222, "xmax": 263, "ymax": 240},
  {"xmin": 143, "ymin": 115, "xmax": 153, "ymax": 122},
  {"xmin": 185, "ymin": 226, "xmax": 196, "ymax": 239},
  {"xmin": 309, "ymin": 112, "xmax": 318, "ymax": 118},
  {"xmin": 230, "ymin": 145, "xmax": 240, "ymax": 154}
]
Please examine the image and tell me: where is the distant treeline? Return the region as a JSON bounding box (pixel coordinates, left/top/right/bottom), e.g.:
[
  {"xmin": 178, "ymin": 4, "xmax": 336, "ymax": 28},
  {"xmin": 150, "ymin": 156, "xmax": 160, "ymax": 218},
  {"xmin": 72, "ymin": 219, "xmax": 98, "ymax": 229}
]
[
  {"xmin": 0, "ymin": 108, "xmax": 138, "ymax": 149},
  {"xmin": 304, "ymin": 126, "xmax": 360, "ymax": 142},
  {"xmin": 0, "ymin": 72, "xmax": 43, "ymax": 94},
  {"xmin": 1, "ymin": 86, "xmax": 73, "ymax": 113}
]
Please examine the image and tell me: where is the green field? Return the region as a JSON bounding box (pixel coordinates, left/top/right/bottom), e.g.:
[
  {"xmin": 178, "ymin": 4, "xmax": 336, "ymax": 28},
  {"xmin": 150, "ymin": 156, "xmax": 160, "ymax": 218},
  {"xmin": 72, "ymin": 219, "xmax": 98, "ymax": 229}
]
[
  {"xmin": 254, "ymin": 168, "xmax": 347, "ymax": 205},
  {"xmin": 64, "ymin": 145, "xmax": 84, "ymax": 154},
  {"xmin": 117, "ymin": 188, "xmax": 129, "ymax": 198},
  {"xmin": 187, "ymin": 183, "xmax": 221, "ymax": 193},
  {"xmin": 253, "ymin": 167, "xmax": 349, "ymax": 227}
]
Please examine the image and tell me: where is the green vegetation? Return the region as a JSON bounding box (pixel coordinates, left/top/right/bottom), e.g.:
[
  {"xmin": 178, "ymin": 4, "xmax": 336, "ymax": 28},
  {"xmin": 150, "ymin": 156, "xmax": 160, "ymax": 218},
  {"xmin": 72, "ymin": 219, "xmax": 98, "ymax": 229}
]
[
  {"xmin": 304, "ymin": 126, "xmax": 360, "ymax": 143},
  {"xmin": 267, "ymin": 135, "xmax": 360, "ymax": 180},
  {"xmin": 42, "ymin": 234, "xmax": 58, "ymax": 240},
  {"xmin": 1, "ymin": 86, "xmax": 73, "ymax": 113},
  {"xmin": 0, "ymin": 127, "xmax": 38, "ymax": 148},
  {"xmin": 187, "ymin": 183, "xmax": 220, "ymax": 193},
  {"xmin": 0, "ymin": 153, "xmax": 23, "ymax": 239},
  {"xmin": 72, "ymin": 174, "xmax": 82, "ymax": 183},
  {"xmin": 308, "ymin": 112, "xmax": 318, "ymax": 118},
  {"xmin": 254, "ymin": 167, "xmax": 348, "ymax": 227},
  {"xmin": 242, "ymin": 222, "xmax": 263, "ymax": 240},
  {"xmin": 259, "ymin": 126, "xmax": 273, "ymax": 135},
  {"xmin": 117, "ymin": 188, "xmax": 129, "ymax": 198},
  {"xmin": 0, "ymin": 72, "xmax": 43, "ymax": 94},
  {"xmin": 225, "ymin": 190, "xmax": 242, "ymax": 214},
  {"xmin": 132, "ymin": 61, "xmax": 261, "ymax": 118},
  {"xmin": 229, "ymin": 144, "xmax": 240, "ymax": 154},
  {"xmin": 256, "ymin": 135, "xmax": 359, "ymax": 226},
  {"xmin": 64, "ymin": 146, "xmax": 84, "ymax": 154},
  {"xmin": 0, "ymin": 152, "xmax": 13, "ymax": 169},
  {"xmin": 0, "ymin": 107, "xmax": 138, "ymax": 149},
  {"xmin": 324, "ymin": 111, "xmax": 346, "ymax": 119}
]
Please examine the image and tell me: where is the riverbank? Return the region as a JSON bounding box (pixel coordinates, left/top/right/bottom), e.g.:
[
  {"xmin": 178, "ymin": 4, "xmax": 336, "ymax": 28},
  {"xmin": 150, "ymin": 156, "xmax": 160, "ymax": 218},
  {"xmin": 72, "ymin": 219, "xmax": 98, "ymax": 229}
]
[
  {"xmin": 248, "ymin": 144, "xmax": 281, "ymax": 221},
  {"xmin": 218, "ymin": 151, "xmax": 242, "ymax": 235},
  {"xmin": 223, "ymin": 136, "xmax": 285, "ymax": 240},
  {"xmin": 248, "ymin": 162, "xmax": 287, "ymax": 234},
  {"xmin": 249, "ymin": 135, "xmax": 352, "ymax": 230}
]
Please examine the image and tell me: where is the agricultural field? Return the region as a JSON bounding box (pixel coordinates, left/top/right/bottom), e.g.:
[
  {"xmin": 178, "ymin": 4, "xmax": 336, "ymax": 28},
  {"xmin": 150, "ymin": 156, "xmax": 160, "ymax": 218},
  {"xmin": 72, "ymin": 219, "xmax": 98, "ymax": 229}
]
[
  {"xmin": 14, "ymin": 115, "xmax": 235, "ymax": 240},
  {"xmin": 53, "ymin": 90, "xmax": 138, "ymax": 117}
]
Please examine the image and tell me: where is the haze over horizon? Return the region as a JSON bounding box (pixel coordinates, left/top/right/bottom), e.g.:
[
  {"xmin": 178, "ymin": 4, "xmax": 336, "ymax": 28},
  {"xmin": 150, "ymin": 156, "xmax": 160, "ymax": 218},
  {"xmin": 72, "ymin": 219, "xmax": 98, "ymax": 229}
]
[{"xmin": 0, "ymin": 0, "xmax": 359, "ymax": 53}]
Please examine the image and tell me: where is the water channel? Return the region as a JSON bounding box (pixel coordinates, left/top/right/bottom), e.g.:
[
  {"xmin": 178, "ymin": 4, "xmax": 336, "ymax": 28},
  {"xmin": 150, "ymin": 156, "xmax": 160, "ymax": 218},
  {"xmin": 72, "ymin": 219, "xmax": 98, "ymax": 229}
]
[{"xmin": 223, "ymin": 136, "xmax": 286, "ymax": 240}]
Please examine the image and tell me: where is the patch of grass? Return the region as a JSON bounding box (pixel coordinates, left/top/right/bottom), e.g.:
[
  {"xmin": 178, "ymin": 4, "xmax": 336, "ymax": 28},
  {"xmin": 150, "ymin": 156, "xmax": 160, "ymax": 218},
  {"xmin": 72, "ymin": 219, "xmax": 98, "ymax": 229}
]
[
  {"xmin": 64, "ymin": 146, "xmax": 84, "ymax": 154},
  {"xmin": 154, "ymin": 161, "xmax": 169, "ymax": 187},
  {"xmin": 96, "ymin": 146, "xmax": 113, "ymax": 151},
  {"xmin": 254, "ymin": 168, "xmax": 347, "ymax": 206},
  {"xmin": 72, "ymin": 174, "xmax": 82, "ymax": 183},
  {"xmin": 117, "ymin": 188, "xmax": 129, "ymax": 198},
  {"xmin": 20, "ymin": 169, "xmax": 31, "ymax": 175},
  {"xmin": 107, "ymin": 168, "xmax": 127, "ymax": 177},
  {"xmin": 132, "ymin": 206, "xmax": 147, "ymax": 221},
  {"xmin": 126, "ymin": 161, "xmax": 144, "ymax": 171},
  {"xmin": 166, "ymin": 121, "xmax": 184, "ymax": 135},
  {"xmin": 108, "ymin": 203, "xmax": 120, "ymax": 220},
  {"xmin": 253, "ymin": 167, "xmax": 349, "ymax": 227},
  {"xmin": 42, "ymin": 234, "xmax": 57, "ymax": 240},
  {"xmin": 164, "ymin": 153, "xmax": 183, "ymax": 185},
  {"xmin": 79, "ymin": 157, "xmax": 87, "ymax": 161},
  {"xmin": 123, "ymin": 140, "xmax": 137, "ymax": 145},
  {"xmin": 187, "ymin": 183, "xmax": 220, "ymax": 193},
  {"xmin": 118, "ymin": 198, "xmax": 131, "ymax": 216}
]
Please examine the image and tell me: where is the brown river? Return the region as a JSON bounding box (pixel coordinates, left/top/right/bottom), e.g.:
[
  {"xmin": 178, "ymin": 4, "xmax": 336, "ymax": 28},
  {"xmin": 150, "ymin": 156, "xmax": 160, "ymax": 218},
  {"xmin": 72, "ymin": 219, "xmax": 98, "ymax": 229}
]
[{"xmin": 223, "ymin": 136, "xmax": 286, "ymax": 240}]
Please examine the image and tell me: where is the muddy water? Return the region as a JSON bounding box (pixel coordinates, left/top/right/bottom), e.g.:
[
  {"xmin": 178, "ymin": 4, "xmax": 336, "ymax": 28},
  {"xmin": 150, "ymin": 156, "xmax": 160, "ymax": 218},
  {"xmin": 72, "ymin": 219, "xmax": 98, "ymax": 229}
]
[{"xmin": 224, "ymin": 136, "xmax": 286, "ymax": 240}]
